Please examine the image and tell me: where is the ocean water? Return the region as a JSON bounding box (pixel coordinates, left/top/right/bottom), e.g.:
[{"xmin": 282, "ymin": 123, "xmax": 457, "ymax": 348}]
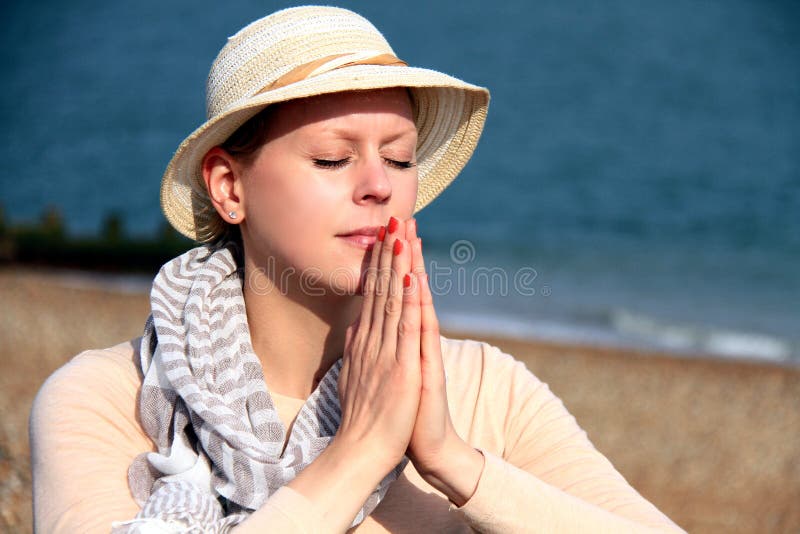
[{"xmin": 3, "ymin": 0, "xmax": 799, "ymax": 363}]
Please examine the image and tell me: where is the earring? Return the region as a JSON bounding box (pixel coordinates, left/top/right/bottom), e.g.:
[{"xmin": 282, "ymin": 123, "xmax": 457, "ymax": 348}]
[{"xmin": 228, "ymin": 211, "xmax": 237, "ymax": 220}]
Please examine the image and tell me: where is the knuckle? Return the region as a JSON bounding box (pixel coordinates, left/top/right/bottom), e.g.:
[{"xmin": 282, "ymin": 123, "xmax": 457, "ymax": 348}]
[
  {"xmin": 397, "ymin": 317, "xmax": 417, "ymax": 337},
  {"xmin": 384, "ymin": 295, "xmax": 403, "ymax": 316},
  {"xmin": 421, "ymin": 322, "xmax": 440, "ymax": 335},
  {"xmin": 421, "ymin": 314, "xmax": 440, "ymax": 334}
]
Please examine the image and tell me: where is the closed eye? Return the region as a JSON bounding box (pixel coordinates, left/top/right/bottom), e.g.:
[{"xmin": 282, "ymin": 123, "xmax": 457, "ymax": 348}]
[
  {"xmin": 385, "ymin": 158, "xmax": 417, "ymax": 169},
  {"xmin": 313, "ymin": 158, "xmax": 350, "ymax": 169},
  {"xmin": 313, "ymin": 157, "xmax": 416, "ymax": 170}
]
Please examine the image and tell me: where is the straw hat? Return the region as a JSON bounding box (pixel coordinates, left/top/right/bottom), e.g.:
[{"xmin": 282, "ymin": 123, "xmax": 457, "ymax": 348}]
[{"xmin": 160, "ymin": 5, "xmax": 490, "ymax": 242}]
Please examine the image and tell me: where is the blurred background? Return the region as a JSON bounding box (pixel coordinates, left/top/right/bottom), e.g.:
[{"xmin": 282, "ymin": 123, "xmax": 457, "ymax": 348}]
[
  {"xmin": 2, "ymin": 0, "xmax": 798, "ymax": 362},
  {"xmin": 1, "ymin": 1, "xmax": 799, "ymax": 532}
]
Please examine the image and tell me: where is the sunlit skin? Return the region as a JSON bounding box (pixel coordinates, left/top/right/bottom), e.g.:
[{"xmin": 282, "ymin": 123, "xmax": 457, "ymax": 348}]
[
  {"xmin": 203, "ymin": 88, "xmax": 418, "ymax": 396},
  {"xmin": 236, "ymin": 89, "xmax": 420, "ymax": 298},
  {"xmin": 202, "ymin": 89, "xmax": 483, "ymax": 530}
]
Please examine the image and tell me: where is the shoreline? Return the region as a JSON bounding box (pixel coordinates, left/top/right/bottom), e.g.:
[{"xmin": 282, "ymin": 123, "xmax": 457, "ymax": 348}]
[
  {"xmin": 7, "ymin": 264, "xmax": 798, "ymax": 368},
  {"xmin": 2, "ymin": 267, "xmax": 799, "ymax": 532},
  {"xmin": 444, "ymin": 326, "xmax": 800, "ymax": 371}
]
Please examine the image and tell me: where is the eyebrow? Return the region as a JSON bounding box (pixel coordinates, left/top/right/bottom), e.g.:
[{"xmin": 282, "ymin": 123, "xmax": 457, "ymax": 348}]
[{"xmin": 324, "ymin": 126, "xmax": 418, "ymax": 144}]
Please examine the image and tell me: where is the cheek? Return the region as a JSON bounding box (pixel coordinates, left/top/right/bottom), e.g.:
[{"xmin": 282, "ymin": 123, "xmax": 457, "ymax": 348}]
[
  {"xmin": 399, "ymin": 170, "xmax": 419, "ymax": 216},
  {"xmin": 243, "ymin": 172, "xmax": 344, "ymax": 262}
]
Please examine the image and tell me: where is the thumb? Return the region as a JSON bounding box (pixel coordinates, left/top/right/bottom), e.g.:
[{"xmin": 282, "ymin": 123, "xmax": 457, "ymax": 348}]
[{"xmin": 344, "ymin": 313, "xmax": 361, "ymax": 354}]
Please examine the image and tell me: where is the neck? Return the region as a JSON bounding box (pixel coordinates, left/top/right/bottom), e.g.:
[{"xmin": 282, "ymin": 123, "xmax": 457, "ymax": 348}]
[{"xmin": 242, "ymin": 257, "xmax": 361, "ymax": 399}]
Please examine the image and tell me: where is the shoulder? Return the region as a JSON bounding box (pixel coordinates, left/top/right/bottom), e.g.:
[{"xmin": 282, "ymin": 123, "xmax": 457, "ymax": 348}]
[
  {"xmin": 30, "ymin": 339, "xmax": 152, "ymax": 532},
  {"xmin": 438, "ymin": 335, "xmax": 591, "ymax": 464},
  {"xmin": 33, "ymin": 338, "xmax": 142, "ymax": 404},
  {"xmin": 439, "ymin": 334, "xmax": 542, "ymax": 391},
  {"xmin": 439, "ymin": 335, "xmax": 518, "ymax": 364},
  {"xmin": 30, "ymin": 338, "xmax": 144, "ymax": 442},
  {"xmin": 439, "ymin": 335, "xmax": 554, "ymax": 434}
]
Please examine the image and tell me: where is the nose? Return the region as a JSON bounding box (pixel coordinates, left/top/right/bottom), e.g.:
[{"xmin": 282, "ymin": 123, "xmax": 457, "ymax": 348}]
[{"xmin": 352, "ymin": 155, "xmax": 392, "ymax": 205}]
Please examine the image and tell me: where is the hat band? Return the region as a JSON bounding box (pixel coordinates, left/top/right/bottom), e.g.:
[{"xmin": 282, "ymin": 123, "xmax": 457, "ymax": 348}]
[{"xmin": 258, "ymin": 52, "xmax": 408, "ymax": 93}]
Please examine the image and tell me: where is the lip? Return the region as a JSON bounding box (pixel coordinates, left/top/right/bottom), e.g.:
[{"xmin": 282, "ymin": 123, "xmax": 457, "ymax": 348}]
[
  {"xmin": 338, "ymin": 226, "xmax": 381, "ymax": 237},
  {"xmin": 336, "ymin": 226, "xmax": 381, "ymax": 250}
]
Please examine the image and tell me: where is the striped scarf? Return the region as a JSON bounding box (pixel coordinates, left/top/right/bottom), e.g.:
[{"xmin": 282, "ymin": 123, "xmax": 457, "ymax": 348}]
[{"xmin": 116, "ymin": 243, "xmax": 405, "ymax": 532}]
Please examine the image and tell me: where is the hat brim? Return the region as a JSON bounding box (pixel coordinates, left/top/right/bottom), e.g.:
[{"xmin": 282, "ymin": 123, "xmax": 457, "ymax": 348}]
[{"xmin": 160, "ymin": 64, "xmax": 489, "ymax": 242}]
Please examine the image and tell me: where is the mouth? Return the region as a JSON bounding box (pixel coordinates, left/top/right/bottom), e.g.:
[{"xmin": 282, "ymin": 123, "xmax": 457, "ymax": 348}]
[{"xmin": 336, "ymin": 226, "xmax": 381, "ymax": 249}]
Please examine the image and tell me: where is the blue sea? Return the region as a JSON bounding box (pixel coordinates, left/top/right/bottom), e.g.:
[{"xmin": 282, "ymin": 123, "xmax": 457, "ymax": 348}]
[{"xmin": 3, "ymin": 0, "xmax": 799, "ymax": 363}]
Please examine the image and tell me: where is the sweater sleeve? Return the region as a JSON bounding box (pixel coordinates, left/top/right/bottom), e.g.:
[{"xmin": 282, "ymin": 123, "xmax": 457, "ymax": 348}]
[
  {"xmin": 30, "ymin": 345, "xmax": 148, "ymax": 533},
  {"xmin": 445, "ymin": 340, "xmax": 685, "ymax": 533},
  {"xmin": 29, "ymin": 343, "xmax": 330, "ymax": 534}
]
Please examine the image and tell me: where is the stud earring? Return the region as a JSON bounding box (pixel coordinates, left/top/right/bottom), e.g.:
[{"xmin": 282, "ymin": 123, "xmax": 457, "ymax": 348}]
[{"xmin": 228, "ymin": 211, "xmax": 237, "ymax": 219}]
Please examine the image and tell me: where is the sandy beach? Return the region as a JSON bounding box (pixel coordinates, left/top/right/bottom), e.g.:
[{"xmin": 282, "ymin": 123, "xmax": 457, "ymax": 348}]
[{"xmin": 1, "ymin": 267, "xmax": 798, "ymax": 533}]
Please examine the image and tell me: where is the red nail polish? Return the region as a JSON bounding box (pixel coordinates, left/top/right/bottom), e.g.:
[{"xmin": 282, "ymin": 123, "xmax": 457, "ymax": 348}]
[
  {"xmin": 393, "ymin": 239, "xmax": 403, "ymax": 256},
  {"xmin": 388, "ymin": 217, "xmax": 399, "ymax": 234},
  {"xmin": 378, "ymin": 226, "xmax": 386, "ymax": 241},
  {"xmin": 403, "ymin": 273, "xmax": 412, "ymax": 288}
]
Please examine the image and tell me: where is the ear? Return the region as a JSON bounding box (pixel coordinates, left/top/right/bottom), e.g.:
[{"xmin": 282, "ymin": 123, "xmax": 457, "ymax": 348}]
[{"xmin": 201, "ymin": 147, "xmax": 245, "ymax": 224}]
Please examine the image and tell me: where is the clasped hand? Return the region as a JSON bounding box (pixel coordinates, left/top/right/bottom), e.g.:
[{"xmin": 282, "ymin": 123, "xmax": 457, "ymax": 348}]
[{"xmin": 336, "ymin": 216, "xmax": 484, "ymax": 506}]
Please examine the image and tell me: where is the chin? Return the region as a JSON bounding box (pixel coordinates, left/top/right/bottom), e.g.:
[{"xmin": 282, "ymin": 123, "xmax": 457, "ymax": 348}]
[
  {"xmin": 293, "ymin": 262, "xmax": 362, "ymax": 298},
  {"xmin": 323, "ymin": 248, "xmax": 371, "ymax": 295}
]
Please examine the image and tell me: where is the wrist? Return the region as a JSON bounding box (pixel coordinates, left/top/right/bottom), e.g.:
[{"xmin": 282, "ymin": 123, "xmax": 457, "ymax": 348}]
[
  {"xmin": 285, "ymin": 437, "xmax": 398, "ymax": 531},
  {"xmin": 416, "ymin": 434, "xmax": 485, "ymax": 507},
  {"xmin": 329, "ymin": 432, "xmax": 402, "ymax": 475}
]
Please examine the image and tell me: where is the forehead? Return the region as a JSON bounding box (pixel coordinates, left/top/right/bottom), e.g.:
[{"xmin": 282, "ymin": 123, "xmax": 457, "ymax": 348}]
[{"xmin": 266, "ymin": 88, "xmax": 416, "ymax": 138}]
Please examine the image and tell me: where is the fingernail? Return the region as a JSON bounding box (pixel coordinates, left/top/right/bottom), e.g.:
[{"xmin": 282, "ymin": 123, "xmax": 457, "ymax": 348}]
[
  {"xmin": 388, "ymin": 216, "xmax": 399, "ymax": 234},
  {"xmin": 403, "ymin": 273, "xmax": 412, "ymax": 288},
  {"xmin": 393, "ymin": 239, "xmax": 403, "ymax": 256},
  {"xmin": 378, "ymin": 226, "xmax": 386, "ymax": 241}
]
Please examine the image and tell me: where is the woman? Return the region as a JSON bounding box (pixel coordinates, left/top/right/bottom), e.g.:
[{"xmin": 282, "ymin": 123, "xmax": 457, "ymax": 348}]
[{"xmin": 30, "ymin": 6, "xmax": 684, "ymax": 533}]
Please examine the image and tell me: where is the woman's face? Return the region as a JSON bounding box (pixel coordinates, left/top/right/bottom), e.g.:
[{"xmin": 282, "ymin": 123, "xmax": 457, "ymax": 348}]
[{"xmin": 237, "ymin": 88, "xmax": 418, "ymax": 296}]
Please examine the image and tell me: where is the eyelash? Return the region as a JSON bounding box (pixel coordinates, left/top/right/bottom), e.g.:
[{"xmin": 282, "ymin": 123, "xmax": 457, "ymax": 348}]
[{"xmin": 312, "ymin": 158, "xmax": 417, "ymax": 170}]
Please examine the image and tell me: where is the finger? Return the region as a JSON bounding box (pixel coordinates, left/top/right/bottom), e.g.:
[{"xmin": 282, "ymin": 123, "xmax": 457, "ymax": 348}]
[
  {"xmin": 367, "ymin": 216, "xmax": 403, "ymax": 350},
  {"xmin": 405, "ymin": 218, "xmax": 420, "ymax": 274},
  {"xmin": 338, "ymin": 351, "xmax": 350, "ymax": 401},
  {"xmin": 411, "ymin": 236, "xmax": 425, "ymax": 277},
  {"xmin": 418, "ymin": 272, "xmax": 445, "ymax": 379},
  {"xmin": 341, "ymin": 315, "xmax": 360, "ymax": 374},
  {"xmin": 395, "ymin": 269, "xmax": 422, "ymax": 370},
  {"xmin": 339, "ymin": 317, "xmax": 361, "ymax": 401},
  {"xmin": 344, "ymin": 315, "xmax": 358, "ymax": 354},
  {"xmin": 356, "ymin": 224, "xmax": 385, "ymax": 338},
  {"xmin": 405, "ymin": 217, "xmax": 417, "ymax": 242},
  {"xmin": 380, "ymin": 236, "xmax": 412, "ymax": 355}
]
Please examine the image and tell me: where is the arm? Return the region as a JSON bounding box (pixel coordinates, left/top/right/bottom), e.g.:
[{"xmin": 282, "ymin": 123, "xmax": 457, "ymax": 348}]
[
  {"xmin": 233, "ymin": 438, "xmax": 397, "ymax": 534},
  {"xmin": 402, "ymin": 218, "xmax": 684, "ymax": 533},
  {"xmin": 30, "ymin": 347, "xmax": 364, "ymax": 534},
  {"xmin": 32, "ymin": 222, "xmax": 423, "ymax": 533},
  {"xmin": 444, "ymin": 343, "xmax": 686, "ymax": 533},
  {"xmin": 30, "ymin": 348, "xmax": 148, "ymax": 533}
]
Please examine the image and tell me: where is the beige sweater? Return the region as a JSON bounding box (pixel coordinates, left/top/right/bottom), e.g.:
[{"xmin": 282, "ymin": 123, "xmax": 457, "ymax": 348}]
[{"xmin": 30, "ymin": 336, "xmax": 684, "ymax": 533}]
